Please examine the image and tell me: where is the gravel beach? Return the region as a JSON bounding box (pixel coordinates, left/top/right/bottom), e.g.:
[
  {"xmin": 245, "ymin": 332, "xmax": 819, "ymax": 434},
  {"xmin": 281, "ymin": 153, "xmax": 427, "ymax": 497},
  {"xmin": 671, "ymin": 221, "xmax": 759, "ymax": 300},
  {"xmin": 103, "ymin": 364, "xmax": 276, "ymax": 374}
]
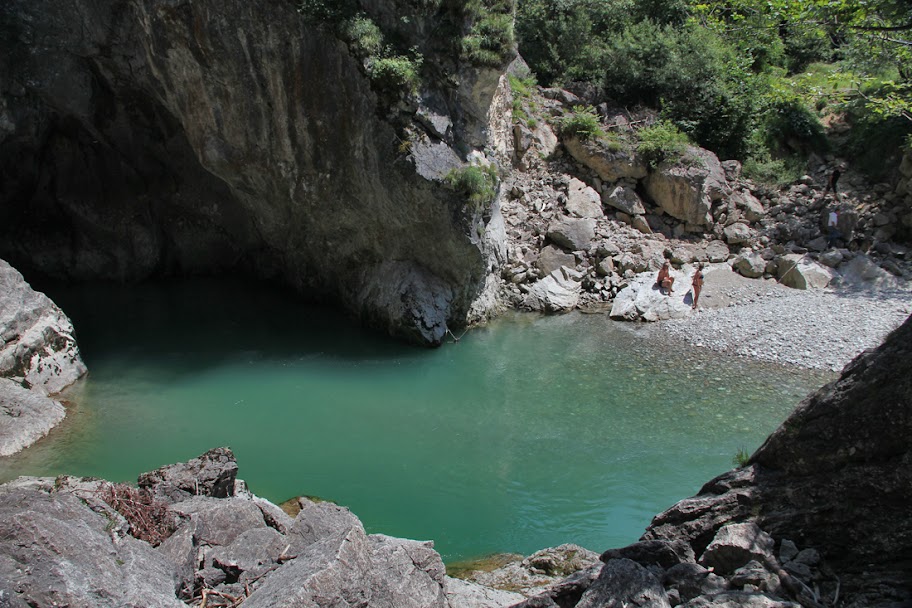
[{"xmin": 657, "ymin": 265, "xmax": 912, "ymax": 371}]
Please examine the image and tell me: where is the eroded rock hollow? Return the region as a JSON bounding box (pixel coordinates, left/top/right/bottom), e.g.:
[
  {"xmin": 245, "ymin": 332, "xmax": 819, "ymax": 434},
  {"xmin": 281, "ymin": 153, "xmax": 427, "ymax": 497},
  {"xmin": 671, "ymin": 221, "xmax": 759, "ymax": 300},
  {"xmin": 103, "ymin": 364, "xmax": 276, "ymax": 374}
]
[{"xmin": 0, "ymin": 0, "xmax": 511, "ymax": 344}]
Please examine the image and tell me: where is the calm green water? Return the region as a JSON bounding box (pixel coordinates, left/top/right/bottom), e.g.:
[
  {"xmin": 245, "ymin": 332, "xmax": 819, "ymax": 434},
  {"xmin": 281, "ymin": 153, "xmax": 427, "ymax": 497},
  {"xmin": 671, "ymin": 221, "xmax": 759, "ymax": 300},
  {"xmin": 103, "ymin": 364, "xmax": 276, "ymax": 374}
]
[{"xmin": 0, "ymin": 279, "xmax": 832, "ymax": 562}]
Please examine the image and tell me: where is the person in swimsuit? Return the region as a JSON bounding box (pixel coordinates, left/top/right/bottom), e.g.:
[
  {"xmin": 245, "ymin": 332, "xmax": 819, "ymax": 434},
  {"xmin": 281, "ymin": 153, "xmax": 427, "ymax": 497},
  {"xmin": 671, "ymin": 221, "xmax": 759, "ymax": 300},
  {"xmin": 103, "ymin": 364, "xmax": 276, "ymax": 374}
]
[
  {"xmin": 691, "ymin": 263, "xmax": 704, "ymax": 309},
  {"xmin": 657, "ymin": 261, "xmax": 674, "ymax": 294}
]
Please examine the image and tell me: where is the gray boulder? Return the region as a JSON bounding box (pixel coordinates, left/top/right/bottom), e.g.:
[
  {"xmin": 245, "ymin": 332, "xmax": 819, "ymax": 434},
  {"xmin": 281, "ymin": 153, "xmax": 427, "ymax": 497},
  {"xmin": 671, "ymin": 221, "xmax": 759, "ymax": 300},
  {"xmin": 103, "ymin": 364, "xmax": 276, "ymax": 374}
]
[
  {"xmin": 776, "ymin": 254, "xmax": 835, "ymax": 289},
  {"xmin": 604, "ymin": 184, "xmax": 646, "ymax": 216},
  {"xmin": 537, "ymin": 245, "xmax": 577, "ymax": 277},
  {"xmin": 723, "ymin": 223, "xmax": 754, "ymax": 246},
  {"xmin": 576, "ymin": 558, "xmax": 671, "ymax": 608},
  {"xmin": 170, "ymin": 496, "xmax": 267, "ymax": 547},
  {"xmin": 566, "ymin": 177, "xmax": 604, "ymax": 219},
  {"xmin": 0, "ymin": 259, "xmax": 86, "ymax": 395},
  {"xmin": 0, "ymin": 485, "xmax": 184, "ymax": 608},
  {"xmin": 138, "ymin": 446, "xmax": 239, "ymax": 502},
  {"xmin": 644, "ymin": 147, "xmax": 730, "ymax": 227},
  {"xmin": 546, "ymin": 217, "xmax": 596, "ymax": 251},
  {"xmin": 523, "ymin": 267, "xmax": 581, "ymax": 312},
  {"xmin": 703, "ymin": 240, "xmax": 731, "ymax": 263},
  {"xmin": 287, "ymin": 498, "xmax": 363, "ymax": 554},
  {"xmin": 733, "ymin": 191, "xmax": 765, "ymax": 222},
  {"xmin": 0, "ymin": 378, "xmax": 65, "ymax": 457},
  {"xmin": 610, "ymin": 269, "xmax": 695, "ymax": 322},
  {"xmin": 601, "ymin": 540, "xmax": 696, "ymax": 571},
  {"xmin": 563, "ymin": 136, "xmax": 648, "ymax": 182},
  {"xmin": 209, "ymin": 527, "xmax": 288, "ymax": 582},
  {"xmin": 445, "ymin": 577, "xmax": 525, "ymax": 608},
  {"xmin": 733, "ymin": 253, "xmax": 766, "ymax": 279},
  {"xmin": 681, "ymin": 592, "xmax": 799, "ymax": 607},
  {"xmin": 699, "ymin": 522, "xmax": 776, "ymax": 575}
]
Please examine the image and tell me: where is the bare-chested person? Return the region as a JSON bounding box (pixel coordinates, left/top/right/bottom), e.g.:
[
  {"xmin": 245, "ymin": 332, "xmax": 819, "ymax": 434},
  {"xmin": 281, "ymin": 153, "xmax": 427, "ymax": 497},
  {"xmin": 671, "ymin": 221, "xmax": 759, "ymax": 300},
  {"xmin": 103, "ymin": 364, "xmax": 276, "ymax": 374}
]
[
  {"xmin": 691, "ymin": 263, "xmax": 704, "ymax": 309},
  {"xmin": 656, "ymin": 261, "xmax": 674, "ymax": 294}
]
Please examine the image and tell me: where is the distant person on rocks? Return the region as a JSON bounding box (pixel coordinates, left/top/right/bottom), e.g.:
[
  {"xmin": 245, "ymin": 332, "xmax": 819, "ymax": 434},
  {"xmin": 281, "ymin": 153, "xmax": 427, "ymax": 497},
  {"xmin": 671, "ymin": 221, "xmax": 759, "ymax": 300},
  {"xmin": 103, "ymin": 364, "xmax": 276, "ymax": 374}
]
[
  {"xmin": 827, "ymin": 208, "xmax": 841, "ymax": 247},
  {"xmin": 823, "ymin": 166, "xmax": 842, "ymax": 202},
  {"xmin": 691, "ymin": 264, "xmax": 704, "ymax": 310},
  {"xmin": 657, "ymin": 261, "xmax": 674, "ymax": 295}
]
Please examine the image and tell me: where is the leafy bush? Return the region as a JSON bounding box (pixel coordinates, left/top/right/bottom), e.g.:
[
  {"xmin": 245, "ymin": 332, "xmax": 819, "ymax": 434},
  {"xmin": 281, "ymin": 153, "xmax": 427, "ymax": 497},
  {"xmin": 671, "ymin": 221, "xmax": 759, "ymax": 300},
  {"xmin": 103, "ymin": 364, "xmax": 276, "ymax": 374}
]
[
  {"xmin": 742, "ymin": 154, "xmax": 804, "ymax": 186},
  {"xmin": 296, "ymin": 0, "xmax": 357, "ymax": 23},
  {"xmin": 445, "ymin": 164, "xmax": 499, "ymax": 209},
  {"xmin": 559, "ymin": 106, "xmax": 604, "ymax": 141},
  {"xmin": 368, "ymin": 54, "xmax": 422, "ymax": 94},
  {"xmin": 340, "ymin": 15, "xmax": 383, "ymax": 57},
  {"xmin": 462, "ymin": 9, "xmax": 515, "ymax": 66},
  {"xmin": 637, "ymin": 120, "xmax": 690, "ymax": 165}
]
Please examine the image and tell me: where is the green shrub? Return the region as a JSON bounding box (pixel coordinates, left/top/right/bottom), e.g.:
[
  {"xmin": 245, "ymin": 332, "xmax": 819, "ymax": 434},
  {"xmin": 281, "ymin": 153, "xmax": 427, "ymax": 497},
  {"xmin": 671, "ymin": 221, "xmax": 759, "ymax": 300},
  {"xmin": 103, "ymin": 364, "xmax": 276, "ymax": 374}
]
[
  {"xmin": 462, "ymin": 12, "xmax": 515, "ymax": 66},
  {"xmin": 742, "ymin": 154, "xmax": 804, "ymax": 186},
  {"xmin": 637, "ymin": 120, "xmax": 690, "ymax": 165},
  {"xmin": 732, "ymin": 447, "xmax": 751, "ymax": 468},
  {"xmin": 508, "ymin": 73, "xmax": 537, "ymax": 98},
  {"xmin": 368, "ymin": 55, "xmax": 422, "ymax": 94},
  {"xmin": 296, "ymin": 0, "xmax": 357, "ymax": 23},
  {"xmin": 340, "ymin": 15, "xmax": 383, "ymax": 57},
  {"xmin": 444, "ymin": 164, "xmax": 499, "ymax": 209},
  {"xmin": 559, "ymin": 106, "xmax": 604, "ymax": 141}
]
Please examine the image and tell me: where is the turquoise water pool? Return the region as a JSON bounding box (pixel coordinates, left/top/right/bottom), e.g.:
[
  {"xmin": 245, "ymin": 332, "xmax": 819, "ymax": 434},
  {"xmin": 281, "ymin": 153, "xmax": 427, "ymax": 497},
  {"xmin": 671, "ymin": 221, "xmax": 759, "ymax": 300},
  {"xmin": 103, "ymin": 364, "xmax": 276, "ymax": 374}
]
[{"xmin": 0, "ymin": 279, "xmax": 832, "ymax": 562}]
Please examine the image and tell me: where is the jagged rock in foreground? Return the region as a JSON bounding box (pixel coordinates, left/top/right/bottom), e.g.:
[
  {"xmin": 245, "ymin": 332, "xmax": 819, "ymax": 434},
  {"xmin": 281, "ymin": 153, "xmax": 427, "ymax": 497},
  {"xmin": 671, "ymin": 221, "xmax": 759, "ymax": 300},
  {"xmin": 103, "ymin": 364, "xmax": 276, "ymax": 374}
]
[{"xmin": 0, "ymin": 448, "xmax": 454, "ymax": 608}]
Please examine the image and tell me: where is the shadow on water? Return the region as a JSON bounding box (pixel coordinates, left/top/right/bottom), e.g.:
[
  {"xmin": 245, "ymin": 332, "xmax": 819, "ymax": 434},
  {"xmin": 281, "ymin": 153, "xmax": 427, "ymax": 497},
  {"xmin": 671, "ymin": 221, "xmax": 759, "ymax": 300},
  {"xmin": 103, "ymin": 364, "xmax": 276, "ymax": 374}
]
[{"xmin": 40, "ymin": 277, "xmax": 424, "ymax": 376}]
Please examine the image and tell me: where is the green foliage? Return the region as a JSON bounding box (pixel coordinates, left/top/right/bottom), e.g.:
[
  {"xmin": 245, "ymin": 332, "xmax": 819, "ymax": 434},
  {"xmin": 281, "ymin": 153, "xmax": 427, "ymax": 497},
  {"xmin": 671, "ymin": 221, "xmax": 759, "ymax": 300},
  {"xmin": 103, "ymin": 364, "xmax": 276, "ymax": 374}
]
[
  {"xmin": 296, "ymin": 0, "xmax": 357, "ymax": 23},
  {"xmin": 732, "ymin": 447, "xmax": 751, "ymax": 468},
  {"xmin": 445, "ymin": 164, "xmax": 499, "ymax": 209},
  {"xmin": 340, "ymin": 15, "xmax": 383, "ymax": 57},
  {"xmin": 508, "ymin": 73, "xmax": 537, "ymax": 98},
  {"xmin": 742, "ymin": 154, "xmax": 804, "ymax": 186},
  {"xmin": 461, "ymin": 1, "xmax": 516, "ymax": 66},
  {"xmin": 637, "ymin": 120, "xmax": 690, "ymax": 165},
  {"xmin": 368, "ymin": 55, "xmax": 422, "ymax": 94},
  {"xmin": 559, "ymin": 106, "xmax": 604, "ymax": 141}
]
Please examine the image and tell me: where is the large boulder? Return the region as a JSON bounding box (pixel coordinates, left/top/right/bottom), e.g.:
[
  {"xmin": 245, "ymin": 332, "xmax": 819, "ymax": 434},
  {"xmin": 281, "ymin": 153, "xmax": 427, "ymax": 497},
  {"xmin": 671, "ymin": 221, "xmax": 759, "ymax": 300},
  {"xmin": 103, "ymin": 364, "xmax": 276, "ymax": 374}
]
[
  {"xmin": 138, "ymin": 446, "xmax": 239, "ymax": 502},
  {"xmin": 644, "ymin": 147, "xmax": 730, "ymax": 228},
  {"xmin": 775, "ymin": 254, "xmax": 835, "ymax": 289},
  {"xmin": 0, "ymin": 378, "xmax": 65, "ymax": 457},
  {"xmin": 699, "ymin": 523, "xmax": 776, "ymax": 575},
  {"xmin": 0, "ymin": 259, "xmax": 86, "ymax": 395},
  {"xmin": 523, "ymin": 267, "xmax": 582, "ymax": 312},
  {"xmin": 733, "ymin": 252, "xmax": 766, "ymax": 278},
  {"xmin": 563, "ymin": 136, "xmax": 648, "ymax": 182},
  {"xmin": 537, "ymin": 245, "xmax": 577, "ymax": 277},
  {"xmin": 566, "ymin": 178, "xmax": 604, "ymax": 219},
  {"xmin": 609, "ymin": 269, "xmax": 695, "ymax": 322},
  {"xmin": 576, "ymin": 559, "xmax": 671, "ymax": 608},
  {"xmin": 603, "ymin": 184, "xmax": 647, "ymax": 216},
  {"xmin": 546, "ymin": 217, "xmax": 596, "ymax": 252},
  {"xmin": 0, "ymin": 484, "xmax": 185, "ymax": 608}
]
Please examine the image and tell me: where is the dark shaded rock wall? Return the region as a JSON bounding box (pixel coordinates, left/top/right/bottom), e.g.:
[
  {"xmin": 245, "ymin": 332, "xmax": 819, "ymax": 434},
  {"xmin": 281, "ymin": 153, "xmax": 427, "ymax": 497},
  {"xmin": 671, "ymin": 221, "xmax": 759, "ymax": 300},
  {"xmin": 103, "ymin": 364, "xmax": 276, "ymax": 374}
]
[
  {"xmin": 643, "ymin": 313, "xmax": 912, "ymax": 605},
  {"xmin": 0, "ymin": 0, "xmax": 507, "ymax": 344}
]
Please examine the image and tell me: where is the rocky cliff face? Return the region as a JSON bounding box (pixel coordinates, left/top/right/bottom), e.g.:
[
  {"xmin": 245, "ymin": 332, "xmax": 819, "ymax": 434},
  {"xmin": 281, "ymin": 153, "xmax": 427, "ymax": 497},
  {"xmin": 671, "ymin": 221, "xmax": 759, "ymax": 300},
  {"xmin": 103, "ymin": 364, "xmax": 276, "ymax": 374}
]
[{"xmin": 0, "ymin": 0, "xmax": 511, "ymax": 344}]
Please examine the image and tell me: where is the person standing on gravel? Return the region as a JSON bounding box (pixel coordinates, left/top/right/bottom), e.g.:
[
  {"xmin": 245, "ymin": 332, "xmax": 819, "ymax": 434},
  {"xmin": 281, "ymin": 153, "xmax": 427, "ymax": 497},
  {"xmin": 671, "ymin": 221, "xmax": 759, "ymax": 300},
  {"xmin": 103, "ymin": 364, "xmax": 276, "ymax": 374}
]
[{"xmin": 691, "ymin": 264, "xmax": 704, "ymax": 310}]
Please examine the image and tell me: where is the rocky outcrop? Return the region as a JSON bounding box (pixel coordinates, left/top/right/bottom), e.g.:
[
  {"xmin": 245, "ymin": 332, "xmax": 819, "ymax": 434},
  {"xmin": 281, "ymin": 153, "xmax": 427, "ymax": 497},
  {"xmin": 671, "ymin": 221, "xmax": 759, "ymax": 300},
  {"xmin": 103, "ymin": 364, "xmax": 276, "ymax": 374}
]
[
  {"xmin": 0, "ymin": 258, "xmax": 86, "ymax": 456},
  {"xmin": 0, "ymin": 447, "xmax": 454, "ymax": 608},
  {"xmin": 0, "ymin": 0, "xmax": 512, "ymax": 345},
  {"xmin": 642, "ymin": 315, "xmax": 912, "ymax": 606},
  {"xmin": 609, "ymin": 267, "xmax": 697, "ymax": 322},
  {"xmin": 0, "ymin": 379, "xmax": 65, "ymax": 457},
  {"xmin": 644, "ymin": 147, "xmax": 730, "ymax": 228},
  {"xmin": 0, "ymin": 260, "xmax": 86, "ymax": 394}
]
